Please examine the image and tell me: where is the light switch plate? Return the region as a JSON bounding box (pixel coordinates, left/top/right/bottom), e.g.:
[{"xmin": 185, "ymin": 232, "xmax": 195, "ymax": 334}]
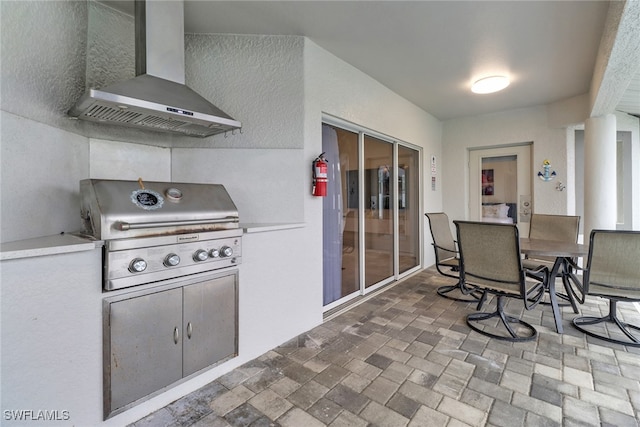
[{"xmin": 519, "ymin": 195, "xmax": 532, "ymax": 223}]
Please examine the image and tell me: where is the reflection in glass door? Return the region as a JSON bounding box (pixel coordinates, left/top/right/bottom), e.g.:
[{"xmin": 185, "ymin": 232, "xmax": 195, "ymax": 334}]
[
  {"xmin": 398, "ymin": 145, "xmax": 420, "ymax": 274},
  {"xmin": 322, "ymin": 125, "xmax": 360, "ymax": 305},
  {"xmin": 322, "ymin": 123, "xmax": 421, "ymax": 309},
  {"xmin": 364, "ymin": 135, "xmax": 394, "ymax": 288}
]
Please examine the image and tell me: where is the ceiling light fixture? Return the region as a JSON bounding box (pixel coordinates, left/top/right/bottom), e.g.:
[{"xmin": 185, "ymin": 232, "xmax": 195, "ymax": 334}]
[{"xmin": 471, "ymin": 76, "xmax": 510, "ymax": 94}]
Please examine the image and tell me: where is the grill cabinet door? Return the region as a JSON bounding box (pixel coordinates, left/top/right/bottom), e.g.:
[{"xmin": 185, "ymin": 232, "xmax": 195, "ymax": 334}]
[
  {"xmin": 108, "ymin": 288, "xmax": 183, "ymax": 413},
  {"xmin": 183, "ymin": 274, "xmax": 238, "ymax": 376}
]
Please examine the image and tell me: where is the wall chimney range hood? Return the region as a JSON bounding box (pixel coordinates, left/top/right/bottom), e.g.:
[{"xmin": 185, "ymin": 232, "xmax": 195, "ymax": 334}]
[{"xmin": 68, "ymin": 0, "xmax": 241, "ymax": 138}]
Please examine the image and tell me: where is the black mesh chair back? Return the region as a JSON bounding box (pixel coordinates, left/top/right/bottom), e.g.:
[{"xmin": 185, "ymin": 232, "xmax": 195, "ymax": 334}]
[
  {"xmin": 572, "ymin": 229, "xmax": 640, "ymax": 347},
  {"xmin": 425, "ymin": 213, "xmax": 482, "ymax": 304},
  {"xmin": 527, "ymin": 214, "xmax": 580, "ymax": 263},
  {"xmin": 455, "ymin": 221, "xmax": 546, "ymax": 342},
  {"xmin": 425, "ymin": 212, "xmax": 458, "ymax": 276},
  {"xmin": 523, "ymin": 213, "xmax": 583, "ymax": 310}
]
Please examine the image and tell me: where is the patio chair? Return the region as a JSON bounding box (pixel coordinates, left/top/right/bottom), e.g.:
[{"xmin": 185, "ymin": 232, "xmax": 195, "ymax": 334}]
[
  {"xmin": 523, "ymin": 214, "xmax": 583, "ymax": 311},
  {"xmin": 454, "ymin": 221, "xmax": 547, "ymax": 342},
  {"xmin": 572, "ymin": 229, "xmax": 640, "ymax": 347},
  {"xmin": 425, "ymin": 213, "xmax": 483, "ymax": 304}
]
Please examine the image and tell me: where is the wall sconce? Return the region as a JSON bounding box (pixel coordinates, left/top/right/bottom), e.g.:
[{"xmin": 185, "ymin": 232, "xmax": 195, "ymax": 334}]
[{"xmin": 556, "ymin": 181, "xmax": 566, "ymax": 192}]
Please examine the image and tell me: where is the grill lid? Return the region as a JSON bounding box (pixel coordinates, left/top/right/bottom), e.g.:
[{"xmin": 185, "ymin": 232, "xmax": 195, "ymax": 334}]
[{"xmin": 80, "ymin": 179, "xmax": 239, "ymax": 240}]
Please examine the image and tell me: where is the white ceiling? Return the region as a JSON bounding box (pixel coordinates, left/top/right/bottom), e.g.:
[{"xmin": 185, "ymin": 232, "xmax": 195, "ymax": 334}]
[{"xmin": 104, "ymin": 0, "xmax": 640, "ymax": 121}]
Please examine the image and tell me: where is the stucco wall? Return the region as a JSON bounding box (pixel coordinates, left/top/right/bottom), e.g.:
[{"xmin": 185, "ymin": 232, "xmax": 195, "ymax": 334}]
[
  {"xmin": 442, "ymin": 105, "xmax": 569, "ymax": 223},
  {"xmin": 0, "ymin": 0, "xmax": 87, "ymax": 133},
  {"xmin": 0, "ymin": 112, "xmax": 89, "ymax": 242},
  {"xmin": 0, "ymin": 1, "xmax": 176, "ymax": 243},
  {"xmin": 175, "ymin": 34, "xmax": 306, "ymax": 223},
  {"xmin": 615, "ymin": 112, "xmax": 640, "ymax": 230},
  {"xmin": 304, "ymin": 39, "xmax": 443, "ymax": 269}
]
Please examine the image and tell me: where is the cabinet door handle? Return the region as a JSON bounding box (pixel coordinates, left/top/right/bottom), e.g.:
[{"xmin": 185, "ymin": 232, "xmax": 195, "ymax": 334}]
[
  {"xmin": 187, "ymin": 322, "xmax": 193, "ymax": 339},
  {"xmin": 173, "ymin": 327, "xmax": 180, "ymax": 344}
]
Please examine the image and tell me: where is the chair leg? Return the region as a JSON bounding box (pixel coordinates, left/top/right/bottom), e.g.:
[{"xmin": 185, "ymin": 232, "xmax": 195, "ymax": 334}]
[
  {"xmin": 466, "ymin": 295, "xmax": 537, "ymax": 342},
  {"xmin": 434, "ymin": 265, "xmax": 483, "ymax": 304},
  {"xmin": 437, "ymin": 282, "xmax": 484, "ymax": 304},
  {"xmin": 572, "ymin": 300, "xmax": 640, "ymax": 347},
  {"xmin": 476, "ymin": 291, "xmax": 488, "ymax": 311},
  {"xmin": 555, "ymin": 261, "xmax": 583, "ymax": 313},
  {"xmin": 537, "ymin": 260, "xmax": 581, "ymax": 313}
]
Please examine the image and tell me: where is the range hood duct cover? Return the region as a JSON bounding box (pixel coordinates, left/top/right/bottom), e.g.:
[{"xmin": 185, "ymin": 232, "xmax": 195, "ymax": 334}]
[{"xmin": 68, "ymin": 0, "xmax": 240, "ymax": 138}]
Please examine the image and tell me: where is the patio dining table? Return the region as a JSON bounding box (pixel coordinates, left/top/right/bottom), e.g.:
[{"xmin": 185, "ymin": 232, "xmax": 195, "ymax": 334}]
[{"xmin": 520, "ymin": 238, "xmax": 589, "ymax": 334}]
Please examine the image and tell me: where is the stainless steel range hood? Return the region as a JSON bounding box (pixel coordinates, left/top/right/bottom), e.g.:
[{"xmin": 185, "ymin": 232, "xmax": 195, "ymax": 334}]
[{"xmin": 68, "ymin": 0, "xmax": 241, "ymax": 138}]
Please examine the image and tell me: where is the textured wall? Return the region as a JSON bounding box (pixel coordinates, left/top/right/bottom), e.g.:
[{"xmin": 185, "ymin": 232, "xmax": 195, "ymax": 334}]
[
  {"xmin": 0, "ymin": 0, "xmax": 87, "ymax": 131},
  {"xmin": 183, "ymin": 34, "xmax": 305, "ymax": 149},
  {"xmin": 1, "ymin": 249, "xmax": 104, "ymax": 424},
  {"xmin": 442, "ymin": 106, "xmax": 569, "ymax": 225},
  {"xmin": 304, "ymin": 39, "xmax": 444, "ymax": 269},
  {"xmin": 86, "ymin": 1, "xmax": 135, "ymax": 89},
  {"xmin": 590, "ymin": 0, "xmax": 640, "ymax": 117},
  {"xmin": 173, "ymin": 148, "xmax": 304, "ymax": 223},
  {"xmin": 173, "ymin": 34, "xmax": 306, "ymax": 222},
  {"xmin": 0, "ymin": 1, "xmax": 173, "ymax": 242},
  {"xmin": 89, "ymin": 139, "xmax": 172, "ymax": 181},
  {"xmin": 0, "ymin": 0, "xmax": 249, "ymax": 148},
  {"xmin": 0, "ymin": 111, "xmax": 89, "ymax": 243}
]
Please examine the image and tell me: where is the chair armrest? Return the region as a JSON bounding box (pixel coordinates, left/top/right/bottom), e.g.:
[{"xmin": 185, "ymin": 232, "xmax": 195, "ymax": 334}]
[
  {"xmin": 564, "ymin": 257, "xmax": 585, "ymax": 272},
  {"xmin": 524, "ymin": 264, "xmax": 548, "ymax": 279},
  {"xmin": 432, "ymin": 243, "xmax": 458, "ymax": 255}
]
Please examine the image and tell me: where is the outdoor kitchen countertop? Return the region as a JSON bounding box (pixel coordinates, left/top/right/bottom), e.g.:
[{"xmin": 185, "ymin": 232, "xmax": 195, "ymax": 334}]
[
  {"xmin": 0, "ymin": 224, "xmax": 306, "ymax": 261},
  {"xmin": 0, "ymin": 233, "xmax": 103, "ymax": 261},
  {"xmin": 241, "ymin": 223, "xmax": 306, "ymax": 234}
]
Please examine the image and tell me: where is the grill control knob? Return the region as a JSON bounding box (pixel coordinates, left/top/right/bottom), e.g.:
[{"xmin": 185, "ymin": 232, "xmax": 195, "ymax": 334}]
[
  {"xmin": 193, "ymin": 249, "xmax": 209, "ymax": 262},
  {"xmin": 220, "ymin": 246, "xmax": 234, "ymax": 257},
  {"xmin": 164, "ymin": 253, "xmax": 181, "ymax": 267},
  {"xmin": 129, "ymin": 258, "xmax": 147, "ymax": 273},
  {"xmin": 209, "ymin": 248, "xmax": 220, "ymax": 258}
]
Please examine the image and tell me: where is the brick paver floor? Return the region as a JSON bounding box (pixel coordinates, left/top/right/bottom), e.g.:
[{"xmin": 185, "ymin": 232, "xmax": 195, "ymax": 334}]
[{"xmin": 132, "ymin": 267, "xmax": 640, "ymax": 426}]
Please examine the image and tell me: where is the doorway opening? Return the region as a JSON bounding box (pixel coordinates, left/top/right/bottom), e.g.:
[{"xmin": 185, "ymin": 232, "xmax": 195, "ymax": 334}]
[{"xmin": 469, "ymin": 143, "xmax": 532, "ymax": 237}]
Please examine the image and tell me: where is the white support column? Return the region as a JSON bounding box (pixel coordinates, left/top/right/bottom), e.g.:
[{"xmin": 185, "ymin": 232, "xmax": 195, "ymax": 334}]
[{"xmin": 583, "ymin": 114, "xmax": 617, "ymax": 237}]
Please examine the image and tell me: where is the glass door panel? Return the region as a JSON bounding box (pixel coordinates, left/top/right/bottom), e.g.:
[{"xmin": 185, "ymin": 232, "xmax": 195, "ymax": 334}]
[
  {"xmin": 363, "ymin": 135, "xmax": 394, "ymax": 288},
  {"xmin": 322, "ymin": 125, "xmax": 360, "ymax": 306},
  {"xmin": 398, "ymin": 145, "xmax": 420, "ymax": 274}
]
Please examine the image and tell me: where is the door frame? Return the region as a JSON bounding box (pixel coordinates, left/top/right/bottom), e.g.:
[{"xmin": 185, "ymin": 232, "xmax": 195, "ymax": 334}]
[
  {"xmin": 468, "ymin": 143, "xmax": 532, "ymax": 237},
  {"xmin": 321, "ymin": 115, "xmax": 423, "ymax": 312}
]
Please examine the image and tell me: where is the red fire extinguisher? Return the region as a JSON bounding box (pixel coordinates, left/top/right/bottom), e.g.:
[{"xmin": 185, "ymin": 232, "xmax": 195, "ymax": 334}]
[{"xmin": 312, "ymin": 153, "xmax": 328, "ymax": 197}]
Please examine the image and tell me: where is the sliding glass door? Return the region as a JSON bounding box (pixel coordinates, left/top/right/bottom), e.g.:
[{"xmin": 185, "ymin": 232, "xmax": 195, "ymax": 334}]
[
  {"xmin": 322, "ymin": 122, "xmax": 421, "ymax": 309},
  {"xmin": 398, "ymin": 145, "xmax": 420, "ymax": 274},
  {"xmin": 363, "ymin": 135, "xmax": 394, "ymax": 288},
  {"xmin": 322, "ymin": 125, "xmax": 360, "ymax": 305}
]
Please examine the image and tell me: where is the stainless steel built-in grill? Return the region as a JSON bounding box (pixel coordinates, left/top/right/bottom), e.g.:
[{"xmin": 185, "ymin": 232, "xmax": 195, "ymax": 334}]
[
  {"xmin": 82, "ymin": 179, "xmax": 242, "ymax": 419},
  {"xmin": 80, "ymin": 178, "xmax": 242, "ymax": 291}
]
